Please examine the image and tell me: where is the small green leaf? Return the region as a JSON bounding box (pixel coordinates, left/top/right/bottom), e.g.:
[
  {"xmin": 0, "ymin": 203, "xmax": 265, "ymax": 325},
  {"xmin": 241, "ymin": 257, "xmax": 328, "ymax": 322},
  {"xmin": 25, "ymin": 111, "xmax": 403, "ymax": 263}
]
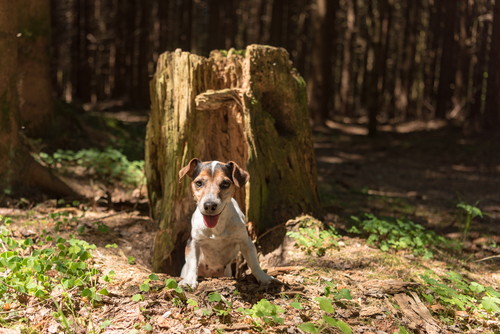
[
  {"xmin": 334, "ymin": 320, "xmax": 352, "ymax": 334},
  {"xmin": 208, "ymin": 292, "xmax": 222, "ymax": 302},
  {"xmin": 187, "ymin": 299, "xmax": 198, "ymax": 307},
  {"xmin": 143, "ymin": 323, "xmax": 153, "ymax": 331},
  {"xmin": 396, "ymin": 326, "xmax": 410, "ymax": 334},
  {"xmin": 481, "ymin": 296, "xmax": 500, "ymax": 312},
  {"xmin": 315, "ymin": 297, "xmax": 334, "ymax": 313},
  {"xmin": 165, "ymin": 278, "xmax": 179, "ymax": 290},
  {"xmin": 100, "ymin": 320, "xmax": 113, "ymax": 329},
  {"xmin": 140, "ymin": 283, "xmax": 150, "ymax": 292},
  {"xmin": 149, "ymin": 273, "xmax": 160, "ymax": 281},
  {"xmin": 98, "ymin": 288, "xmax": 109, "ymax": 296},
  {"xmin": 81, "ymin": 288, "xmax": 93, "ymax": 297},
  {"xmin": 298, "ymin": 322, "xmax": 319, "ymax": 334},
  {"xmin": 131, "ymin": 294, "xmax": 143, "ymax": 301},
  {"xmin": 335, "ymin": 288, "xmax": 352, "ymax": 300},
  {"xmin": 290, "ymin": 301, "xmax": 303, "ymax": 309},
  {"xmin": 469, "ymin": 282, "xmax": 485, "ymax": 294}
]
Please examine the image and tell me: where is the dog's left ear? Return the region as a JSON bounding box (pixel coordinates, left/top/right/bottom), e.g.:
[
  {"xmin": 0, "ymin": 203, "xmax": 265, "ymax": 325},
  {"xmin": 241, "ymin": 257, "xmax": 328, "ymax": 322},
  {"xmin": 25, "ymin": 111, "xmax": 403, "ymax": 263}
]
[
  {"xmin": 179, "ymin": 158, "xmax": 200, "ymax": 181},
  {"xmin": 226, "ymin": 161, "xmax": 249, "ymax": 187}
]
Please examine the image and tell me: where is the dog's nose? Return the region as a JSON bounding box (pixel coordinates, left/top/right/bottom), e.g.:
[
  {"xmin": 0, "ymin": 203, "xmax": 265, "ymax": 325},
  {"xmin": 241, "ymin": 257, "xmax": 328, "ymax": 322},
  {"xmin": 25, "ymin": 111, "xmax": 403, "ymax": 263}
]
[{"xmin": 203, "ymin": 202, "xmax": 218, "ymax": 213}]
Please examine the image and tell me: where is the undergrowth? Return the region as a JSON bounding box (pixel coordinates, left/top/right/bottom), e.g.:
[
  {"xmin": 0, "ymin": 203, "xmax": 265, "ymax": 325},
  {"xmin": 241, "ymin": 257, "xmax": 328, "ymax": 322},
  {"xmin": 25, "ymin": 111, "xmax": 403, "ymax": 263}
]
[
  {"xmin": 287, "ymin": 216, "xmax": 340, "ymax": 256},
  {"xmin": 420, "ymin": 271, "xmax": 500, "ymax": 321},
  {"xmin": 349, "ymin": 213, "xmax": 459, "ymax": 258},
  {"xmin": 0, "ymin": 214, "xmax": 111, "ymax": 332},
  {"xmin": 39, "ymin": 147, "xmax": 144, "ymax": 187}
]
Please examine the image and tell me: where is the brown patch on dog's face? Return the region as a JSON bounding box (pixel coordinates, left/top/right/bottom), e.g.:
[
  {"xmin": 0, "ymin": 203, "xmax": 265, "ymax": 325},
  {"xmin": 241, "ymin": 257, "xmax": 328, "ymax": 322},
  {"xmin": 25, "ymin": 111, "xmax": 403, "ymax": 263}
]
[
  {"xmin": 179, "ymin": 159, "xmax": 249, "ymax": 220},
  {"xmin": 191, "ymin": 165, "xmax": 235, "ymax": 212}
]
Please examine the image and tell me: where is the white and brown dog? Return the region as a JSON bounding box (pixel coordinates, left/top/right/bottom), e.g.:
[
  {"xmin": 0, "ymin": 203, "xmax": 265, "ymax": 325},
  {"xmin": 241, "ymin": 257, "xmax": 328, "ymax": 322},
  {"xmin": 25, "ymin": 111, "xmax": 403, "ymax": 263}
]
[{"xmin": 178, "ymin": 158, "xmax": 274, "ymax": 289}]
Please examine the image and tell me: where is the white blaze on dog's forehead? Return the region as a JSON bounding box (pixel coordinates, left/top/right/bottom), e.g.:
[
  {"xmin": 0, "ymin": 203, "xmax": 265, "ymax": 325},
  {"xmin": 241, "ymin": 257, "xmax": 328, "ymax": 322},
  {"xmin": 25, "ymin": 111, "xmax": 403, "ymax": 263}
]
[{"xmin": 210, "ymin": 161, "xmax": 220, "ymax": 175}]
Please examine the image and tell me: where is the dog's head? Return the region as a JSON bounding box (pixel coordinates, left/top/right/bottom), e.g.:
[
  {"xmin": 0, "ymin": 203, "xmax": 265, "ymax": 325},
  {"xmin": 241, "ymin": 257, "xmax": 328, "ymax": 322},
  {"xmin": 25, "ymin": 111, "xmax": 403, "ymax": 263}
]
[{"xmin": 179, "ymin": 158, "xmax": 249, "ymax": 228}]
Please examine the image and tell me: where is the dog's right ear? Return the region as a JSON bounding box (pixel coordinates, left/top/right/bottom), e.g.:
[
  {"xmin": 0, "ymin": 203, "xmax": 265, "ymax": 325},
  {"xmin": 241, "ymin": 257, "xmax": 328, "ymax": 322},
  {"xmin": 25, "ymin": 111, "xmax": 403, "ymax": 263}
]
[{"xmin": 179, "ymin": 158, "xmax": 200, "ymax": 181}]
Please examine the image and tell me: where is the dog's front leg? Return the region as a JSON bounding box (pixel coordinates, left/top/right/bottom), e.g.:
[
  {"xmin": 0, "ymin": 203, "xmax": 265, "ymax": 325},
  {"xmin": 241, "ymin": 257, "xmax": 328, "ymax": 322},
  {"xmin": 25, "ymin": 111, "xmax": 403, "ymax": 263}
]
[
  {"xmin": 240, "ymin": 237, "xmax": 274, "ymax": 285},
  {"xmin": 179, "ymin": 238, "xmax": 200, "ymax": 289}
]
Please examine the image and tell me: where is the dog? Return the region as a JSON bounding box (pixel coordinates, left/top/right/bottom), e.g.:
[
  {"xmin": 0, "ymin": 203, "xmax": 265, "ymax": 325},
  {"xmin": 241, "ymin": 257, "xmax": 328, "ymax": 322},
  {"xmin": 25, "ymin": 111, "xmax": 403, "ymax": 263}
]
[{"xmin": 178, "ymin": 158, "xmax": 274, "ymax": 289}]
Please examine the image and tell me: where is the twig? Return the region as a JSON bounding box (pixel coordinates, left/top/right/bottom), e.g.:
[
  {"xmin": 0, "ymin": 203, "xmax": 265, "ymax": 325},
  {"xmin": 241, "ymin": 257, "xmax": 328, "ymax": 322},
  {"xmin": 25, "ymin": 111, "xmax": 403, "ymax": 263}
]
[
  {"xmin": 256, "ymin": 223, "xmax": 286, "ymax": 242},
  {"xmin": 473, "ymin": 255, "xmax": 500, "ymax": 262}
]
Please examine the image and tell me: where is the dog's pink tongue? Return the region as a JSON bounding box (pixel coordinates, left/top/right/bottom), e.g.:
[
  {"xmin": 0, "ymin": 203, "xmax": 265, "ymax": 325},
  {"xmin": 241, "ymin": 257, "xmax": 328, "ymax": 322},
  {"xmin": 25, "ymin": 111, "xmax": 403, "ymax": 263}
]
[{"xmin": 203, "ymin": 214, "xmax": 220, "ymax": 228}]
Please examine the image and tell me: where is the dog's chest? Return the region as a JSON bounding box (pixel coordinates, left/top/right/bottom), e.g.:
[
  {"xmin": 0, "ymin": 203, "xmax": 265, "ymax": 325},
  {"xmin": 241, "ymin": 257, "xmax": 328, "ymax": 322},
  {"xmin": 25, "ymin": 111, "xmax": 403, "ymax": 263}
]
[{"xmin": 198, "ymin": 238, "xmax": 239, "ymax": 271}]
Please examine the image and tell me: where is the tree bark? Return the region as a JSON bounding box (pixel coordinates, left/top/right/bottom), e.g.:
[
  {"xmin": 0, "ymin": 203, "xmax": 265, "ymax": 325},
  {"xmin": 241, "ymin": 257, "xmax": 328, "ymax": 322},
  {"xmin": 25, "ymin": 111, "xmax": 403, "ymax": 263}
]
[
  {"xmin": 484, "ymin": 0, "xmax": 500, "ymax": 130},
  {"xmin": 16, "ymin": 0, "xmax": 54, "ymax": 138},
  {"xmin": 435, "ymin": 0, "xmax": 458, "ymax": 119},
  {"xmin": 146, "ymin": 45, "xmax": 319, "ymax": 274},
  {"xmin": 0, "ymin": 0, "xmax": 20, "ymax": 194},
  {"xmin": 308, "ymin": 0, "xmax": 336, "ymax": 127},
  {"xmin": 0, "ymin": 0, "xmax": 77, "ymax": 199}
]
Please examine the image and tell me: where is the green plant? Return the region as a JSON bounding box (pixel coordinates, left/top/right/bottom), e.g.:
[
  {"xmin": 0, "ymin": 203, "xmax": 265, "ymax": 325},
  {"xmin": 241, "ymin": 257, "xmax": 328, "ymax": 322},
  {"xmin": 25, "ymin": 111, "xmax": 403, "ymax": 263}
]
[
  {"xmin": 420, "ymin": 271, "xmax": 500, "ymax": 317},
  {"xmin": 298, "ymin": 297, "xmax": 352, "ymax": 334},
  {"xmin": 287, "ymin": 217, "xmax": 339, "ymax": 256},
  {"xmin": 238, "ymin": 298, "xmax": 285, "ymax": 327},
  {"xmin": 323, "ymin": 282, "xmax": 352, "ymax": 301},
  {"xmin": 207, "ymin": 292, "xmax": 233, "ymax": 322},
  {"xmin": 0, "ymin": 217, "xmax": 108, "ymax": 331},
  {"xmin": 39, "ymin": 147, "xmax": 144, "ymax": 187},
  {"xmin": 456, "ymin": 202, "xmax": 483, "ymax": 241},
  {"xmin": 350, "ymin": 214, "xmax": 456, "ymax": 258}
]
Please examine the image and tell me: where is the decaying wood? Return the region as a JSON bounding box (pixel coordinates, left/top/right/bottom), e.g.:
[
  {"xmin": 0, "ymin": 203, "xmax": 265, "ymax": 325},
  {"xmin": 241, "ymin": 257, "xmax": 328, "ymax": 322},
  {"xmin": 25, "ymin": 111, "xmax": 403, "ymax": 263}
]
[
  {"xmin": 362, "ymin": 279, "xmax": 421, "ymax": 297},
  {"xmin": 146, "ymin": 45, "xmax": 319, "ymax": 274},
  {"xmin": 195, "ymin": 88, "xmax": 242, "ymax": 110},
  {"xmin": 394, "ymin": 292, "xmax": 444, "ymax": 334}
]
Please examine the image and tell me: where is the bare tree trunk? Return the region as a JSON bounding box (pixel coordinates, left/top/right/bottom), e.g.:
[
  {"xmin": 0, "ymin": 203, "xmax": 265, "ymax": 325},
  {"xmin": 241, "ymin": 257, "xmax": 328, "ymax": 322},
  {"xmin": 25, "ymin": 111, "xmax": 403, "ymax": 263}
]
[
  {"xmin": 0, "ymin": 0, "xmax": 77, "ymax": 199},
  {"xmin": 146, "ymin": 45, "xmax": 319, "ymax": 274},
  {"xmin": 17, "ymin": 0, "xmax": 54, "ymax": 137},
  {"xmin": 339, "ymin": 0, "xmax": 354, "ymax": 116},
  {"xmin": 484, "ymin": 0, "xmax": 500, "ymax": 130},
  {"xmin": 308, "ymin": 0, "xmax": 336, "ymax": 127},
  {"xmin": 435, "ymin": 0, "xmax": 458, "ymax": 119},
  {"xmin": 0, "ymin": 0, "xmax": 20, "ymax": 194}
]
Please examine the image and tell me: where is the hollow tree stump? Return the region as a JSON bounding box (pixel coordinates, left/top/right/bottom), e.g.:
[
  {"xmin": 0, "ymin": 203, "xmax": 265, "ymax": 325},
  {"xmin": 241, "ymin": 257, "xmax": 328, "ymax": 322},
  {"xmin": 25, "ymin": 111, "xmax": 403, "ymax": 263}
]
[{"xmin": 146, "ymin": 45, "xmax": 319, "ymax": 274}]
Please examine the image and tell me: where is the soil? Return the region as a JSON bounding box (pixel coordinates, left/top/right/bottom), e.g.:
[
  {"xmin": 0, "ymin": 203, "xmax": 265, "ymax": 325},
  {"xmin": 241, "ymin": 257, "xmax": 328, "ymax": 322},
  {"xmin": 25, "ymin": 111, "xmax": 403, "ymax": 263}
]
[{"xmin": 1, "ymin": 116, "xmax": 499, "ymax": 334}]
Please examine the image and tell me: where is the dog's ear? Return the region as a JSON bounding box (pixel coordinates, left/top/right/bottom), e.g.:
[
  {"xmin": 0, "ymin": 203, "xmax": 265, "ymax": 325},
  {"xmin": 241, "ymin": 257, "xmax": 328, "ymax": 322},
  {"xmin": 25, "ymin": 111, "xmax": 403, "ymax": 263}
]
[
  {"xmin": 179, "ymin": 158, "xmax": 200, "ymax": 181},
  {"xmin": 226, "ymin": 161, "xmax": 249, "ymax": 187}
]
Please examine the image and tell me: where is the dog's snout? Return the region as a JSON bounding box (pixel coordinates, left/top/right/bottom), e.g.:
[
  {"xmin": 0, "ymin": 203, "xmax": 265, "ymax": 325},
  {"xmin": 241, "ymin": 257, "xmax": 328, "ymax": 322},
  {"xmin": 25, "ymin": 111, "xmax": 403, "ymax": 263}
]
[{"xmin": 203, "ymin": 202, "xmax": 218, "ymax": 213}]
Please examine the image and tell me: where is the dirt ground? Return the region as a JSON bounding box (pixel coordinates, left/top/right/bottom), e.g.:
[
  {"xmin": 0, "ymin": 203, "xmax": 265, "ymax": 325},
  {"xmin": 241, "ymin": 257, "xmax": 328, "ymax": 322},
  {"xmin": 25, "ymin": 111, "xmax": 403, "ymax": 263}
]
[{"xmin": 1, "ymin": 118, "xmax": 499, "ymax": 333}]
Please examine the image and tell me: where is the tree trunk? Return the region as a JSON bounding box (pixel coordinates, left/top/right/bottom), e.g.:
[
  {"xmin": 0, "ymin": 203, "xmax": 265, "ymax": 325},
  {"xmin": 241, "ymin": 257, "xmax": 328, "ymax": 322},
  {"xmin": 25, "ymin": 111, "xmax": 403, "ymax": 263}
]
[
  {"xmin": 0, "ymin": 0, "xmax": 77, "ymax": 199},
  {"xmin": 484, "ymin": 0, "xmax": 500, "ymax": 130},
  {"xmin": 0, "ymin": 0, "xmax": 20, "ymax": 194},
  {"xmin": 308, "ymin": 0, "xmax": 336, "ymax": 127},
  {"xmin": 17, "ymin": 0, "xmax": 54, "ymax": 138},
  {"xmin": 146, "ymin": 45, "xmax": 319, "ymax": 274},
  {"xmin": 435, "ymin": 0, "xmax": 458, "ymax": 119}
]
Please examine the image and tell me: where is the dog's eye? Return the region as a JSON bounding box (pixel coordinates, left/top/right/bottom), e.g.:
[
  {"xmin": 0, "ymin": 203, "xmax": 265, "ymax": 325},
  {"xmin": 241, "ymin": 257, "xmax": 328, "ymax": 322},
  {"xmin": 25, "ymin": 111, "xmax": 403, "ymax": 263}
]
[
  {"xmin": 194, "ymin": 180, "xmax": 204, "ymax": 188},
  {"xmin": 220, "ymin": 180, "xmax": 231, "ymax": 189}
]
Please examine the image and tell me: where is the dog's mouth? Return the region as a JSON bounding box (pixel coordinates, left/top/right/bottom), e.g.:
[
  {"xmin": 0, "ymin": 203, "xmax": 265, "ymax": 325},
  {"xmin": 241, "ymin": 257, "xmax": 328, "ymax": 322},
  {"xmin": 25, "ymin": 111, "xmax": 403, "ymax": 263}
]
[{"xmin": 202, "ymin": 214, "xmax": 220, "ymax": 228}]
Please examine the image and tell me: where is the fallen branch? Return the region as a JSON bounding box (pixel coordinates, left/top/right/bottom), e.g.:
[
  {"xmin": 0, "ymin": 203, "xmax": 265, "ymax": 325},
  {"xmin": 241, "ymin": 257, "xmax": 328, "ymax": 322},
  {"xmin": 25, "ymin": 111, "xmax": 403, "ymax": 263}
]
[{"xmin": 394, "ymin": 292, "xmax": 443, "ymax": 334}]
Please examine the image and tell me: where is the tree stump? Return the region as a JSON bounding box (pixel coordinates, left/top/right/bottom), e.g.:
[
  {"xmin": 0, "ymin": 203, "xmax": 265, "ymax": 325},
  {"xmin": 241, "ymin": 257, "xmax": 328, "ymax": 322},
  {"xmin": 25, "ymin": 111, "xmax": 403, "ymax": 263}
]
[{"xmin": 146, "ymin": 45, "xmax": 319, "ymax": 274}]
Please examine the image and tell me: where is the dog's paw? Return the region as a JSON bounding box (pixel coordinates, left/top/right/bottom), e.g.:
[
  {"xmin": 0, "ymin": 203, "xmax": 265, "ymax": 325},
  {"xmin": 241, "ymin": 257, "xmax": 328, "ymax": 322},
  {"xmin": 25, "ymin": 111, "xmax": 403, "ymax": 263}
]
[
  {"xmin": 256, "ymin": 274, "xmax": 277, "ymax": 286},
  {"xmin": 179, "ymin": 278, "xmax": 199, "ymax": 290}
]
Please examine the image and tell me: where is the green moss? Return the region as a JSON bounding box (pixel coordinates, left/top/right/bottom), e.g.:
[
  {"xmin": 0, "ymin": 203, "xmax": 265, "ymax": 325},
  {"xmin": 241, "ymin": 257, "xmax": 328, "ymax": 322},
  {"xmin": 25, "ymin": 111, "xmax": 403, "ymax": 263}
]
[{"xmin": 219, "ymin": 48, "xmax": 246, "ymax": 57}]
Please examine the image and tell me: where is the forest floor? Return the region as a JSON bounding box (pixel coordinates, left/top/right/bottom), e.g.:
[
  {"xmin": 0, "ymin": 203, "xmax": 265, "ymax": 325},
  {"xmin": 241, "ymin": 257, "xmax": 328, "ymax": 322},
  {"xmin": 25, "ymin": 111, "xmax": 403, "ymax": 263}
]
[{"xmin": 0, "ymin": 113, "xmax": 499, "ymax": 334}]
